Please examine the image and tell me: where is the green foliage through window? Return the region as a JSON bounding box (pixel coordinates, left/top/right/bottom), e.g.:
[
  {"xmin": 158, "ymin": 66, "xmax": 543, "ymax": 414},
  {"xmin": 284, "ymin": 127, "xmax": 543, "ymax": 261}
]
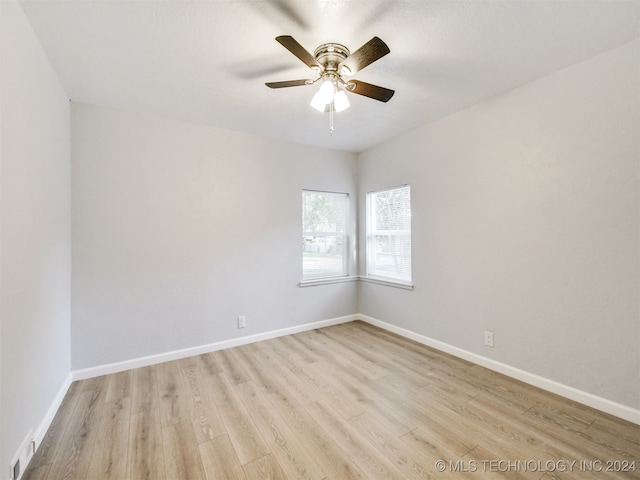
[{"xmin": 302, "ymin": 191, "xmax": 348, "ymax": 279}]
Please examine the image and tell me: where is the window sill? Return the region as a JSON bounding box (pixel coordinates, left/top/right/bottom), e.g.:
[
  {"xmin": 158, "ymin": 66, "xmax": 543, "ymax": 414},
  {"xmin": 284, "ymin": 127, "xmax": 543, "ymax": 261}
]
[
  {"xmin": 299, "ymin": 275, "xmax": 358, "ymax": 287},
  {"xmin": 358, "ymin": 276, "xmax": 414, "ymax": 290},
  {"xmin": 299, "ymin": 275, "xmax": 413, "ymax": 290}
]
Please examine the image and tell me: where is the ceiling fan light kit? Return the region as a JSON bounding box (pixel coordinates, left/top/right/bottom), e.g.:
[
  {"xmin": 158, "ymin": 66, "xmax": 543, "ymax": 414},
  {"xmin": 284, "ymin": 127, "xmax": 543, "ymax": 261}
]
[
  {"xmin": 310, "ymin": 73, "xmax": 350, "ymax": 110},
  {"xmin": 266, "ymin": 35, "xmax": 394, "ymax": 135}
]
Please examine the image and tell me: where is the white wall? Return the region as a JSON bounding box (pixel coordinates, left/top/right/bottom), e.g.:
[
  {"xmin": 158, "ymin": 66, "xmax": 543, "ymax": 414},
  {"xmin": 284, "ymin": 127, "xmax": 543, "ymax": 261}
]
[
  {"xmin": 1, "ymin": 0, "xmax": 71, "ymax": 473},
  {"xmin": 357, "ymin": 40, "xmax": 639, "ymax": 410},
  {"xmin": 71, "ymin": 103, "xmax": 357, "ymax": 370},
  {"xmin": 1, "ymin": 12, "xmax": 636, "ymax": 476}
]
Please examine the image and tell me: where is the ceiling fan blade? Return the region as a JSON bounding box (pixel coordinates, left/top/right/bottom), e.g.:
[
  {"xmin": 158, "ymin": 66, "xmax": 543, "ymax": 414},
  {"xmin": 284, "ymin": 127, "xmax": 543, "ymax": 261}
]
[
  {"xmin": 339, "ymin": 37, "xmax": 390, "ymax": 75},
  {"xmin": 275, "ymin": 36, "xmax": 321, "ymax": 70},
  {"xmin": 265, "ymin": 79, "xmax": 312, "ymax": 88},
  {"xmin": 267, "ymin": 1, "xmax": 310, "ymax": 30},
  {"xmin": 347, "ymin": 80, "xmax": 395, "ymax": 102}
]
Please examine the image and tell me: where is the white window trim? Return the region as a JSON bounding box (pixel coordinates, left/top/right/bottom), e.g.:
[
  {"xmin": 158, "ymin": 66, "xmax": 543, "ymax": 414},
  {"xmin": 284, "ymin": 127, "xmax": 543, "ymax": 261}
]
[
  {"xmin": 299, "ymin": 275, "xmax": 413, "ymax": 289},
  {"xmin": 365, "ymin": 184, "xmax": 412, "ymax": 285},
  {"xmin": 358, "ymin": 275, "xmax": 414, "ymax": 290},
  {"xmin": 299, "ymin": 275, "xmax": 358, "ymax": 287}
]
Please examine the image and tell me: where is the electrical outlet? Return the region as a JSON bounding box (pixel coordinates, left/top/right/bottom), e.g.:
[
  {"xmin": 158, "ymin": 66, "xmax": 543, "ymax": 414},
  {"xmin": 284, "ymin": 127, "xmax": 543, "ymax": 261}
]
[
  {"xmin": 238, "ymin": 316, "xmax": 246, "ymax": 329},
  {"xmin": 484, "ymin": 330, "xmax": 494, "ymax": 347}
]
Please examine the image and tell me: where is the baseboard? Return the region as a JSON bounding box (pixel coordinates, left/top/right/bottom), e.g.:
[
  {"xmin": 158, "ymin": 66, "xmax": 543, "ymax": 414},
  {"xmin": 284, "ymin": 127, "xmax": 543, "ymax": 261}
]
[
  {"xmin": 9, "ymin": 373, "xmax": 73, "ymax": 480},
  {"xmin": 358, "ymin": 314, "xmax": 640, "ymax": 425},
  {"xmin": 33, "ymin": 373, "xmax": 73, "ymax": 447},
  {"xmin": 72, "ymin": 314, "xmax": 358, "ymax": 381}
]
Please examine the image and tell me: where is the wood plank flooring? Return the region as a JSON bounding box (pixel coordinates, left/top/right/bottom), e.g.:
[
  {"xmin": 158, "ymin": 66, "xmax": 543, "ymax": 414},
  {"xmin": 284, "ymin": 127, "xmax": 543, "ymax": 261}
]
[{"xmin": 23, "ymin": 321, "xmax": 640, "ymax": 479}]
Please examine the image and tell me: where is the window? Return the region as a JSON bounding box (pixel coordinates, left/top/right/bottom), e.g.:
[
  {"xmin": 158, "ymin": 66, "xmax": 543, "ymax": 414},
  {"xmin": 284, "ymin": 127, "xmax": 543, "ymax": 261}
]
[
  {"xmin": 302, "ymin": 190, "xmax": 348, "ymax": 279},
  {"xmin": 366, "ymin": 185, "xmax": 412, "ymax": 283}
]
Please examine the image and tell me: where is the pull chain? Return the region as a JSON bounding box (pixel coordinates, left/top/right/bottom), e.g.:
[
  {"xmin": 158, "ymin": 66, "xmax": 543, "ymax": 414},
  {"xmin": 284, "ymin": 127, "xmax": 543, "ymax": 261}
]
[
  {"xmin": 329, "ymin": 100, "xmax": 334, "ymax": 136},
  {"xmin": 329, "ymin": 101, "xmax": 333, "ymax": 136}
]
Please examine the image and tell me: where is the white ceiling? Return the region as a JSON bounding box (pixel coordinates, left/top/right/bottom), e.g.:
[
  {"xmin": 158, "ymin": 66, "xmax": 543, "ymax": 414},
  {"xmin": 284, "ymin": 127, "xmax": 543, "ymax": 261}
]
[{"xmin": 20, "ymin": 0, "xmax": 640, "ymax": 153}]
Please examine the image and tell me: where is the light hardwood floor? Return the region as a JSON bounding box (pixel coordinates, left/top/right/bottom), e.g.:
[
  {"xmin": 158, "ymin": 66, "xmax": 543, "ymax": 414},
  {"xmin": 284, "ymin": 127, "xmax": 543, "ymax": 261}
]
[{"xmin": 24, "ymin": 321, "xmax": 639, "ymax": 479}]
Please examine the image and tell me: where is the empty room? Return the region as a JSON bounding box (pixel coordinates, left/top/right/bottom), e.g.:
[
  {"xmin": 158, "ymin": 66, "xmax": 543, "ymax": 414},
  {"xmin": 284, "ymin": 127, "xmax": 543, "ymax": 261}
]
[{"xmin": 1, "ymin": 1, "xmax": 639, "ymax": 479}]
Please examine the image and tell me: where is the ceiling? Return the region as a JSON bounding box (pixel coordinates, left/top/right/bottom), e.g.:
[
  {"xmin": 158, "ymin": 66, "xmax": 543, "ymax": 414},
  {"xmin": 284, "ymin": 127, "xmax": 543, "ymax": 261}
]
[{"xmin": 19, "ymin": 0, "xmax": 640, "ymax": 153}]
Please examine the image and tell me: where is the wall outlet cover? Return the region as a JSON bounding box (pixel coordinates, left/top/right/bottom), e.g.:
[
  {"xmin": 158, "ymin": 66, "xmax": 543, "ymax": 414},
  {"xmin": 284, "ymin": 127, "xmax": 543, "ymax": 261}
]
[{"xmin": 484, "ymin": 331, "xmax": 494, "ymax": 348}]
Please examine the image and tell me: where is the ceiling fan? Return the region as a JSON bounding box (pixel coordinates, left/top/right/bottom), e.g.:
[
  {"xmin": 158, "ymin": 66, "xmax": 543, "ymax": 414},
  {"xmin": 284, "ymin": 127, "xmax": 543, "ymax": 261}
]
[{"xmin": 265, "ymin": 35, "xmax": 394, "ymax": 134}]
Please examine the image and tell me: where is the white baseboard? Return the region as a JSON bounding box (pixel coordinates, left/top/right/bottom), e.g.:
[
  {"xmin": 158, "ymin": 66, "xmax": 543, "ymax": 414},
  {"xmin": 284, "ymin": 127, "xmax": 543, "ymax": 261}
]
[
  {"xmin": 33, "ymin": 373, "xmax": 73, "ymax": 448},
  {"xmin": 72, "ymin": 314, "xmax": 358, "ymax": 381},
  {"xmin": 10, "ymin": 373, "xmax": 73, "ymax": 480},
  {"xmin": 358, "ymin": 314, "xmax": 640, "ymax": 425}
]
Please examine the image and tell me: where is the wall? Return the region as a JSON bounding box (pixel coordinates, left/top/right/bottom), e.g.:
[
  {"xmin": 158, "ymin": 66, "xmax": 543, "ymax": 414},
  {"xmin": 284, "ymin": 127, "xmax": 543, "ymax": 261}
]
[
  {"xmin": 0, "ymin": 0, "xmax": 72, "ymax": 474},
  {"xmin": 357, "ymin": 40, "xmax": 639, "ymax": 410},
  {"xmin": 1, "ymin": 13, "xmax": 636, "ymax": 476},
  {"xmin": 71, "ymin": 103, "xmax": 357, "ymax": 370}
]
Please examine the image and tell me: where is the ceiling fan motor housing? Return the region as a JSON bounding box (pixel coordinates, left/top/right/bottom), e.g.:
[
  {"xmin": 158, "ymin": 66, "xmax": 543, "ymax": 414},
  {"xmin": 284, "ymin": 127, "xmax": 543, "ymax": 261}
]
[{"xmin": 314, "ymin": 43, "xmax": 350, "ymax": 73}]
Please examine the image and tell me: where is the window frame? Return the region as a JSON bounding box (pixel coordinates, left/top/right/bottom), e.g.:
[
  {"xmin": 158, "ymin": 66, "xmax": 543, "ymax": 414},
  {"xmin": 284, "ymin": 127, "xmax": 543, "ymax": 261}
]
[
  {"xmin": 301, "ymin": 189, "xmax": 350, "ymax": 282},
  {"xmin": 365, "ymin": 184, "xmax": 412, "ymax": 287}
]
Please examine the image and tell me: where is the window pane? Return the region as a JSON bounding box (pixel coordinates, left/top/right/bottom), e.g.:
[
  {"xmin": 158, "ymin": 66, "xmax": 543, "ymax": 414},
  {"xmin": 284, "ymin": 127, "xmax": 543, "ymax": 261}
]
[
  {"xmin": 372, "ymin": 186, "xmax": 411, "ymax": 231},
  {"xmin": 303, "ymin": 191, "xmax": 348, "ymax": 279},
  {"xmin": 367, "ymin": 186, "xmax": 411, "ymax": 282},
  {"xmin": 372, "ymin": 233, "xmax": 412, "ymax": 280}
]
